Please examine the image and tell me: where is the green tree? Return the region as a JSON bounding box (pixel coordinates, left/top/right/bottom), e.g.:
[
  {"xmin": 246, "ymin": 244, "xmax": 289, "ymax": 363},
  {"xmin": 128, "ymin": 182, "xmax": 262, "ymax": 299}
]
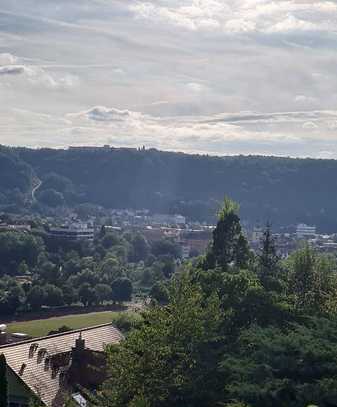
[
  {"xmin": 41, "ymin": 172, "xmax": 73, "ymax": 193},
  {"xmin": 150, "ymin": 281, "xmax": 169, "ymax": 305},
  {"xmin": 17, "ymin": 260, "xmax": 30, "ymax": 275},
  {"xmin": 258, "ymin": 224, "xmax": 282, "ymax": 291},
  {"xmin": 2, "ymin": 285, "xmax": 26, "ymax": 314},
  {"xmin": 221, "ymin": 319, "xmax": 337, "ymax": 407},
  {"xmin": 113, "ymin": 312, "xmax": 143, "ymax": 334},
  {"xmin": 44, "ymin": 284, "xmax": 64, "ymax": 307},
  {"xmin": 28, "ymin": 396, "xmax": 44, "ymax": 407},
  {"xmin": 111, "ymin": 278, "xmax": 133, "ymax": 304},
  {"xmin": 79, "ymin": 283, "xmax": 97, "ymax": 307},
  {"xmin": 102, "ymin": 232, "xmax": 121, "ymax": 249},
  {"xmin": 287, "ymin": 245, "xmax": 337, "ymax": 313},
  {"xmin": 62, "ymin": 257, "xmax": 81, "ymax": 279},
  {"xmin": 0, "ymin": 354, "xmax": 8, "ymax": 407},
  {"xmin": 39, "ymin": 261, "xmax": 58, "ymax": 284},
  {"xmin": 95, "ymin": 283, "xmax": 112, "ymax": 305},
  {"xmin": 0, "ymin": 232, "xmax": 42, "ymax": 276},
  {"xmin": 100, "ymin": 274, "xmax": 223, "ymax": 407},
  {"xmin": 161, "ymin": 257, "xmax": 176, "ymax": 279},
  {"xmin": 291, "ymin": 244, "xmax": 315, "ymax": 309},
  {"xmin": 100, "ymin": 257, "xmax": 123, "ymax": 281},
  {"xmin": 62, "ymin": 285, "xmax": 78, "ymax": 306},
  {"xmin": 130, "ymin": 233, "xmax": 150, "ymax": 262},
  {"xmin": 73, "ymin": 269, "xmax": 99, "ymax": 286},
  {"xmin": 37, "ymin": 188, "xmax": 65, "ymax": 207},
  {"xmin": 27, "ymin": 285, "xmax": 46, "ymax": 311},
  {"xmin": 151, "ymin": 239, "xmax": 182, "ymax": 259},
  {"xmin": 203, "ymin": 197, "xmax": 250, "ymax": 271}
]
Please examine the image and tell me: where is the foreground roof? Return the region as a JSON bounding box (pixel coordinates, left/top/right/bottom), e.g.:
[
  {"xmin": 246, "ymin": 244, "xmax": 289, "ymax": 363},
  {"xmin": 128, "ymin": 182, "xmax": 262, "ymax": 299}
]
[{"xmin": 0, "ymin": 323, "xmax": 123, "ymax": 406}]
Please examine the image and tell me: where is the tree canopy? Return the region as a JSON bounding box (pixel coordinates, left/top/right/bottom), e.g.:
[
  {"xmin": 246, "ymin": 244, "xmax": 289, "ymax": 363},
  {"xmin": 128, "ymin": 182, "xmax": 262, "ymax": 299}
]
[{"xmin": 97, "ymin": 200, "xmax": 337, "ymax": 407}]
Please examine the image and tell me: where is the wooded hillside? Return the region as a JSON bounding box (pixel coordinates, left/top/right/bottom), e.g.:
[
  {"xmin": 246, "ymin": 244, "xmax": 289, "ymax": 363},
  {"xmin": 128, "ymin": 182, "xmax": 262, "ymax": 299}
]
[{"xmin": 1, "ymin": 145, "xmax": 336, "ymax": 231}]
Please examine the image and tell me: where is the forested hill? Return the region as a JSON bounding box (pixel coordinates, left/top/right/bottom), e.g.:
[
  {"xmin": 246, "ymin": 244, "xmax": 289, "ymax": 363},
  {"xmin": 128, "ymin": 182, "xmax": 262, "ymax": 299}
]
[{"xmin": 1, "ymin": 145, "xmax": 337, "ymax": 231}]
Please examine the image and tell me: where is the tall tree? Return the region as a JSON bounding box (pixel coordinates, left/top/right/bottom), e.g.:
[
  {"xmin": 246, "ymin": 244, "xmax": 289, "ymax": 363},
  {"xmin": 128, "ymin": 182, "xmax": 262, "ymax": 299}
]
[
  {"xmin": 130, "ymin": 234, "xmax": 150, "ymax": 263},
  {"xmin": 79, "ymin": 283, "xmax": 97, "ymax": 307},
  {"xmin": 0, "ymin": 354, "xmax": 8, "ymax": 407},
  {"xmin": 27, "ymin": 285, "xmax": 46, "ymax": 311},
  {"xmin": 258, "ymin": 223, "xmax": 281, "ymax": 290},
  {"xmin": 111, "ymin": 278, "xmax": 133, "ymax": 304},
  {"xmin": 203, "ymin": 197, "xmax": 250, "ymax": 271},
  {"xmin": 290, "ymin": 244, "xmax": 316, "ymax": 311},
  {"xmin": 99, "ymin": 274, "xmax": 223, "ymax": 407},
  {"xmin": 288, "ymin": 246, "xmax": 337, "ymax": 314}
]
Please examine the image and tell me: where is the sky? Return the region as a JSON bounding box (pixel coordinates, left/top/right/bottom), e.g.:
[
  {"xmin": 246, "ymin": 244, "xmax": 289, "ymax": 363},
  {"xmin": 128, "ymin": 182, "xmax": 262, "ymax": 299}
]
[{"xmin": 1, "ymin": 0, "xmax": 337, "ymax": 157}]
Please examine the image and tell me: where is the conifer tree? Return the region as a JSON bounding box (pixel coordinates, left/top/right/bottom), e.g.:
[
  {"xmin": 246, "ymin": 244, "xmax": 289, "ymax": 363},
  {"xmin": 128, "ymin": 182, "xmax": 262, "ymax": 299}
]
[
  {"xmin": 258, "ymin": 223, "xmax": 280, "ymax": 289},
  {"xmin": 203, "ymin": 197, "xmax": 250, "ymax": 271}
]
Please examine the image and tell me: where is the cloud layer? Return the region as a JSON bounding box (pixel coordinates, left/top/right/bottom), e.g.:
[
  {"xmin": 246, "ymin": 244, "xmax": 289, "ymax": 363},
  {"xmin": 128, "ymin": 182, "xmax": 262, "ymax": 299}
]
[
  {"xmin": 131, "ymin": 0, "xmax": 337, "ymax": 33},
  {"xmin": 0, "ymin": 1, "xmax": 337, "ymax": 157},
  {"xmin": 0, "ymin": 53, "xmax": 79, "ymax": 89},
  {"xmin": 0, "ymin": 105, "xmax": 336, "ymax": 159}
]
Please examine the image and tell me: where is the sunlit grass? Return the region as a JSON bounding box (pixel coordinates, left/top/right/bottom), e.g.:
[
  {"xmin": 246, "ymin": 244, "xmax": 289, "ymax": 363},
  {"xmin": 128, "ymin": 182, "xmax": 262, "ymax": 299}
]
[{"xmin": 6, "ymin": 311, "xmax": 122, "ymax": 337}]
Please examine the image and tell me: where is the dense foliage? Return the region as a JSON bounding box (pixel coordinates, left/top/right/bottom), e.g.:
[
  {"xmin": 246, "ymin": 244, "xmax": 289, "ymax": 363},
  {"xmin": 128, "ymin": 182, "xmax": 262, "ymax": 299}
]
[
  {"xmin": 0, "ymin": 354, "xmax": 7, "ymax": 407},
  {"xmin": 2, "ymin": 145, "xmax": 337, "ymax": 229},
  {"xmin": 0, "ymin": 226, "xmax": 181, "ymax": 316},
  {"xmin": 0, "ymin": 147, "xmax": 33, "ymax": 211},
  {"xmin": 98, "ymin": 199, "xmax": 337, "ymax": 407}
]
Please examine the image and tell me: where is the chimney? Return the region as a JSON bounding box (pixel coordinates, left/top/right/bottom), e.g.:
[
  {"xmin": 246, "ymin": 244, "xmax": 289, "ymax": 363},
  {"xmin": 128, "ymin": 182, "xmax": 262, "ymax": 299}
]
[
  {"xmin": 72, "ymin": 333, "xmax": 85, "ymax": 366},
  {"xmin": 75, "ymin": 332, "xmax": 85, "ymax": 351}
]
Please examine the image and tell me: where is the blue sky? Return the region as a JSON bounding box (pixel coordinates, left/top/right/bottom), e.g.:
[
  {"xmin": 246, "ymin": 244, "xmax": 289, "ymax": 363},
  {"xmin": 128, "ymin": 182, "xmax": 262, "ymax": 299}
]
[{"xmin": 1, "ymin": 0, "xmax": 337, "ymax": 157}]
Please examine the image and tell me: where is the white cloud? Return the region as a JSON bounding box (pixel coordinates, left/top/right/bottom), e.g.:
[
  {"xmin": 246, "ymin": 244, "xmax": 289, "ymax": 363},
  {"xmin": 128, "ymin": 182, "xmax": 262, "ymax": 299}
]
[
  {"xmin": 130, "ymin": 0, "xmax": 337, "ymax": 33},
  {"xmin": 61, "ymin": 106, "xmax": 337, "ymax": 156},
  {"xmin": 0, "ymin": 63, "xmax": 79, "ymax": 90},
  {"xmin": 3, "ymin": 105, "xmax": 337, "ymax": 157},
  {"xmin": 30, "ymin": 70, "xmax": 79, "ymax": 90},
  {"xmin": 327, "ymin": 120, "xmax": 337, "ymax": 130},
  {"xmin": 186, "ymin": 82, "xmax": 206, "ymax": 93},
  {"xmin": 294, "ymin": 95, "xmax": 317, "ymax": 104},
  {"xmin": 1, "ymin": 0, "xmax": 337, "ymax": 158},
  {"xmin": 302, "ymin": 121, "xmax": 318, "ymax": 129},
  {"xmin": 268, "ymin": 15, "xmax": 318, "ymax": 33},
  {"xmin": 69, "ymin": 106, "xmax": 144, "ymax": 122},
  {"xmin": 0, "ymin": 53, "xmax": 18, "ymax": 65}
]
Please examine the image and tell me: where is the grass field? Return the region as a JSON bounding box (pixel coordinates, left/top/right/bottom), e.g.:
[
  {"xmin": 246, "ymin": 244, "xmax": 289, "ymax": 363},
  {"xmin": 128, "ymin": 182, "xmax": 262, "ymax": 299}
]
[{"xmin": 7, "ymin": 311, "xmax": 121, "ymax": 337}]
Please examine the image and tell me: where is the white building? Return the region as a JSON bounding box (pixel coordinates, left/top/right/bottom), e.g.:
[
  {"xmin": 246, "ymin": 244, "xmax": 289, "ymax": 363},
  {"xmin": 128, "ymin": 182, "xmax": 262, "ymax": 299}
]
[
  {"xmin": 151, "ymin": 214, "xmax": 186, "ymax": 226},
  {"xmin": 296, "ymin": 223, "xmax": 317, "ymax": 239},
  {"xmin": 48, "ymin": 222, "xmax": 94, "ymax": 241}
]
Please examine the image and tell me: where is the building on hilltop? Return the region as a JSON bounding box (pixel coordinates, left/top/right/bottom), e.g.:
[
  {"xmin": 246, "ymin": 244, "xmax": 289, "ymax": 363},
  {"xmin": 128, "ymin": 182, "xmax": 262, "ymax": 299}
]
[
  {"xmin": 68, "ymin": 145, "xmax": 111, "ymax": 152},
  {"xmin": 0, "ymin": 323, "xmax": 123, "ymax": 407}
]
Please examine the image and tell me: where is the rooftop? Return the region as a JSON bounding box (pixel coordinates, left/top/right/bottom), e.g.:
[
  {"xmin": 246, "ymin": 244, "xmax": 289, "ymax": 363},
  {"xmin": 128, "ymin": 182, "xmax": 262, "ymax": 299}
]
[{"xmin": 0, "ymin": 323, "xmax": 123, "ymax": 407}]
